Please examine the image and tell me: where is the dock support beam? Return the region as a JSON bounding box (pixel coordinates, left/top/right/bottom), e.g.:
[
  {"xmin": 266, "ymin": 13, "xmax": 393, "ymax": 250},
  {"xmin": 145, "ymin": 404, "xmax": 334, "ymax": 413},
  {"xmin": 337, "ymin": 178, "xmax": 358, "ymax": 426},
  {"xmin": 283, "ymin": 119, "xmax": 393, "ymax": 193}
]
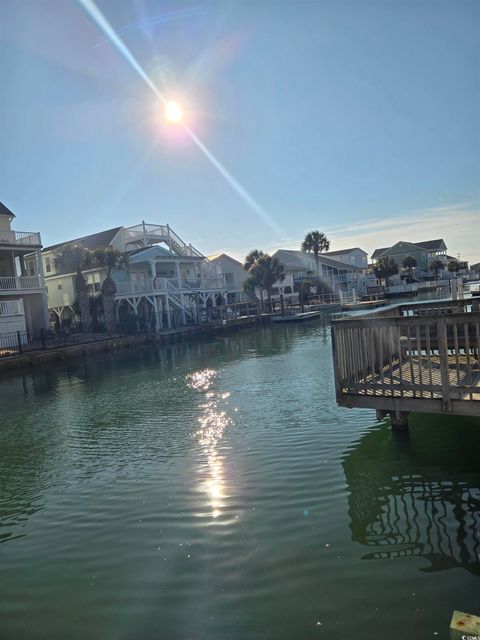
[
  {"xmin": 377, "ymin": 409, "xmax": 409, "ymax": 429},
  {"xmin": 389, "ymin": 410, "xmax": 409, "ymax": 430}
]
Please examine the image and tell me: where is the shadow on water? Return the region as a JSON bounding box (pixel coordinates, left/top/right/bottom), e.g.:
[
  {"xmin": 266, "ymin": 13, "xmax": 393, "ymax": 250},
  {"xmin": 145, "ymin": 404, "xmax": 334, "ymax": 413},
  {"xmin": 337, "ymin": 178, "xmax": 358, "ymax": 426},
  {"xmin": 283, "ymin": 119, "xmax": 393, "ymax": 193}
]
[{"xmin": 342, "ymin": 413, "xmax": 480, "ymax": 575}]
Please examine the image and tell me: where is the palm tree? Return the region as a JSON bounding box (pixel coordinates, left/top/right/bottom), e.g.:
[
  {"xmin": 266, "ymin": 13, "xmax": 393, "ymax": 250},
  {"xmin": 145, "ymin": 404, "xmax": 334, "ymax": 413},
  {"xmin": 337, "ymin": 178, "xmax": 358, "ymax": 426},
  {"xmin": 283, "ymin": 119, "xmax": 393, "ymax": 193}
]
[
  {"xmin": 242, "ymin": 250, "xmax": 285, "ymax": 307},
  {"xmin": 429, "ymin": 259, "xmax": 444, "ymax": 283},
  {"xmin": 255, "ymin": 254, "xmax": 285, "ymax": 303},
  {"xmin": 301, "ymin": 231, "xmax": 330, "ymax": 292},
  {"xmin": 54, "ymin": 244, "xmax": 93, "ymax": 331},
  {"xmin": 243, "ymin": 249, "xmax": 265, "ymax": 272},
  {"xmin": 373, "ymin": 256, "xmax": 398, "ymax": 287},
  {"xmin": 94, "ymin": 247, "xmax": 129, "ymax": 333},
  {"xmin": 402, "ymin": 256, "xmax": 417, "ymax": 283},
  {"xmin": 447, "ymin": 259, "xmax": 460, "ymax": 274}
]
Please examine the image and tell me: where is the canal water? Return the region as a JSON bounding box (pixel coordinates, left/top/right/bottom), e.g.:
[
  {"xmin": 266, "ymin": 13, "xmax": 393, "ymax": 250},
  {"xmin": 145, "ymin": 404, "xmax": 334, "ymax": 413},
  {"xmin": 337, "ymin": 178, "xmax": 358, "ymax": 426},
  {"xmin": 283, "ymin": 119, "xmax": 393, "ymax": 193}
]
[{"xmin": 0, "ymin": 321, "xmax": 479, "ymax": 640}]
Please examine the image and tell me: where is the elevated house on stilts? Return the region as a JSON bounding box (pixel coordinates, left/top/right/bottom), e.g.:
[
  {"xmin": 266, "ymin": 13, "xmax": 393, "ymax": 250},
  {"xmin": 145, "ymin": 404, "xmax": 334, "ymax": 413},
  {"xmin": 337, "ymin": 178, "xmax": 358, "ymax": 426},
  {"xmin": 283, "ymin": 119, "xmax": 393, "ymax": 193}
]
[{"xmin": 40, "ymin": 222, "xmax": 235, "ymax": 330}]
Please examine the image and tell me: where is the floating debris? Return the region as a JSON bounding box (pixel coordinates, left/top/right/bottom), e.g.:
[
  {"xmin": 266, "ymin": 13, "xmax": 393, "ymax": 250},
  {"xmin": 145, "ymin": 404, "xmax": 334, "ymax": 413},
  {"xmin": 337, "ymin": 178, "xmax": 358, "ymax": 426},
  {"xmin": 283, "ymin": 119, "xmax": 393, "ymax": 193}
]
[{"xmin": 450, "ymin": 610, "xmax": 480, "ymax": 635}]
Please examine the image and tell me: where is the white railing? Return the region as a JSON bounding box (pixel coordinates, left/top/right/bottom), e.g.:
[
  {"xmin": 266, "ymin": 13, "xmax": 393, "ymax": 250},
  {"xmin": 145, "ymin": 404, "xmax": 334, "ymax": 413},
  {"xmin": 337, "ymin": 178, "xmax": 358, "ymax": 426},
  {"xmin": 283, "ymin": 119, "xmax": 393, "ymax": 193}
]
[
  {"xmin": 115, "ymin": 276, "xmax": 226, "ymax": 296},
  {"xmin": 0, "ymin": 230, "xmax": 42, "ymax": 246},
  {"xmin": 122, "ymin": 223, "xmax": 204, "ymax": 257},
  {"xmin": 0, "ymin": 276, "xmax": 42, "ymax": 291},
  {"xmin": 0, "ymin": 299, "xmax": 24, "ymax": 316}
]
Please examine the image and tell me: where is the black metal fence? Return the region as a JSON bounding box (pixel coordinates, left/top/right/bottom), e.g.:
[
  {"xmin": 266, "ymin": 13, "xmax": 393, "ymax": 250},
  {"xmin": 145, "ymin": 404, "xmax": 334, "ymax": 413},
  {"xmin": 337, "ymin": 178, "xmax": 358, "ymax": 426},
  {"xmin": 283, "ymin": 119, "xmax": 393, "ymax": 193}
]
[{"xmin": 0, "ymin": 299, "xmax": 339, "ymax": 359}]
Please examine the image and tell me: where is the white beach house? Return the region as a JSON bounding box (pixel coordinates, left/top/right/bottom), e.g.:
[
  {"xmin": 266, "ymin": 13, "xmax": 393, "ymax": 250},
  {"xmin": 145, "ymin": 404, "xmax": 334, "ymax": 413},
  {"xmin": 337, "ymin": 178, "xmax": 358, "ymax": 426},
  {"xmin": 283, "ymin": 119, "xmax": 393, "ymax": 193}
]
[
  {"xmin": 41, "ymin": 222, "xmax": 234, "ymax": 329},
  {"xmin": 0, "ymin": 202, "xmax": 49, "ymax": 342}
]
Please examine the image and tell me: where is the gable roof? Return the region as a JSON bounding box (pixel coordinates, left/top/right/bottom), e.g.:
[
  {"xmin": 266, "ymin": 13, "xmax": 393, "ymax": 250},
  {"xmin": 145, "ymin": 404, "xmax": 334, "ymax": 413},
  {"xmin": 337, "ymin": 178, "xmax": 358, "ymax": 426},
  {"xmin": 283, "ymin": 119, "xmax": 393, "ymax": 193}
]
[
  {"xmin": 371, "ymin": 239, "xmax": 446, "ymax": 260},
  {"xmin": 127, "ymin": 245, "xmax": 176, "ymax": 262},
  {"xmin": 0, "ymin": 202, "xmax": 16, "ymax": 218},
  {"xmin": 325, "ymin": 247, "xmax": 366, "ymax": 256},
  {"xmin": 414, "ymin": 239, "xmax": 446, "ymax": 251},
  {"xmin": 208, "ymin": 253, "xmax": 244, "ymax": 267},
  {"xmin": 44, "ymin": 227, "xmax": 123, "ymax": 252}
]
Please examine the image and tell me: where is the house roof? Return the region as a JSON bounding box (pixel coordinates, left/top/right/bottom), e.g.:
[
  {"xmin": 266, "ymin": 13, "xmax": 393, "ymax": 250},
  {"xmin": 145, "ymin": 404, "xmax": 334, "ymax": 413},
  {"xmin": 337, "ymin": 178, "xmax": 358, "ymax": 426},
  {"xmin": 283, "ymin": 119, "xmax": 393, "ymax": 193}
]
[
  {"xmin": 325, "ymin": 247, "xmax": 366, "ymax": 256},
  {"xmin": 44, "ymin": 227, "xmax": 123, "ymax": 252},
  {"xmin": 371, "ymin": 239, "xmax": 446, "ymax": 260},
  {"xmin": 207, "ymin": 253, "xmax": 244, "ymax": 267},
  {"xmin": 371, "ymin": 247, "xmax": 390, "ymax": 260},
  {"xmin": 0, "ymin": 202, "xmax": 16, "ymax": 218},
  {"xmin": 127, "ymin": 245, "xmax": 176, "ymax": 262},
  {"xmin": 273, "ymin": 249, "xmax": 362, "ymax": 272},
  {"xmin": 415, "ymin": 239, "xmax": 446, "ymax": 251}
]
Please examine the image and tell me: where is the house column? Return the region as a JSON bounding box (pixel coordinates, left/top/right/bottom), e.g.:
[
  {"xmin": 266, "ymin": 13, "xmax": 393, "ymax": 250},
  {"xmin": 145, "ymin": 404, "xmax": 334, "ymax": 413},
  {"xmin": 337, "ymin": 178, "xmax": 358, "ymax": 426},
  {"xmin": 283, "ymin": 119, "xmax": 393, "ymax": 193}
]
[
  {"xmin": 175, "ymin": 261, "xmax": 181, "ymax": 288},
  {"xmin": 155, "ymin": 296, "xmax": 162, "ymax": 331},
  {"xmin": 150, "ymin": 260, "xmax": 157, "ymax": 289},
  {"xmin": 36, "ymin": 249, "xmax": 50, "ymax": 329},
  {"xmin": 165, "ymin": 294, "xmax": 172, "ymax": 328}
]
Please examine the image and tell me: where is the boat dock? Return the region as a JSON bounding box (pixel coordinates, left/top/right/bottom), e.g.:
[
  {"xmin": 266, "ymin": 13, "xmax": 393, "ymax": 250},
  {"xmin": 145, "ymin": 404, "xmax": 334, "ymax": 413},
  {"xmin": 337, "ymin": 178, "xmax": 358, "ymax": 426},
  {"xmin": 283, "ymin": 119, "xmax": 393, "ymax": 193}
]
[{"xmin": 331, "ymin": 298, "xmax": 480, "ymax": 427}]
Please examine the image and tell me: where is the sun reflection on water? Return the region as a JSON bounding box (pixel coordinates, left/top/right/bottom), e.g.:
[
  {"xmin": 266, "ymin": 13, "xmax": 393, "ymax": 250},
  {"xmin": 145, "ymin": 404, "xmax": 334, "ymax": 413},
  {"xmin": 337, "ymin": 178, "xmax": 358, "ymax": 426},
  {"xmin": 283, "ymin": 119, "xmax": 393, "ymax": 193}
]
[{"xmin": 186, "ymin": 369, "xmax": 233, "ymax": 520}]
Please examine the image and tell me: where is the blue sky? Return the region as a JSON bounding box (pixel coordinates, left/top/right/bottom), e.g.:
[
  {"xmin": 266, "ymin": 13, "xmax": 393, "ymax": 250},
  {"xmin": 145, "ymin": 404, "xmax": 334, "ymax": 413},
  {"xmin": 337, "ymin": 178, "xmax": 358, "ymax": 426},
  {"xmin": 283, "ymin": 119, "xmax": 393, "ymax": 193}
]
[{"xmin": 1, "ymin": 0, "xmax": 479, "ymax": 262}]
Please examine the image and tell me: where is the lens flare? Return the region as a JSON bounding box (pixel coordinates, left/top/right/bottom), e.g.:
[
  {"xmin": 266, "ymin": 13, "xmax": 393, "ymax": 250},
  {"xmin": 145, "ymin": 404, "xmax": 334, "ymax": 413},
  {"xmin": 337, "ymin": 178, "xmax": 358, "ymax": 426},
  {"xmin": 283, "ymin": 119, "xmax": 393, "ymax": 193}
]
[{"xmin": 77, "ymin": 0, "xmax": 283, "ymax": 236}]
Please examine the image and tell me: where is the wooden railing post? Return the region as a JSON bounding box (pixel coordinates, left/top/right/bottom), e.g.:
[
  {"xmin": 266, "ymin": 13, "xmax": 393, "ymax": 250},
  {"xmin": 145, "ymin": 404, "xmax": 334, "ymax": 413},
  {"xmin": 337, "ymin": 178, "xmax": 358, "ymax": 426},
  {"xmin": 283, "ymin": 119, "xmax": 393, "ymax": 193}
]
[{"xmin": 437, "ymin": 318, "xmax": 451, "ymax": 412}]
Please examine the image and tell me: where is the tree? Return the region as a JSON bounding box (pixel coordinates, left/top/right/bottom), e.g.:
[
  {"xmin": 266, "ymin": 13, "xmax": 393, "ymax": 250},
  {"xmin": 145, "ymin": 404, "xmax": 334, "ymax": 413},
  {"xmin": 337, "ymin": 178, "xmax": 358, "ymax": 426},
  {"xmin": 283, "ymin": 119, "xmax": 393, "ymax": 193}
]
[
  {"xmin": 429, "ymin": 260, "xmax": 444, "ymax": 282},
  {"xmin": 402, "ymin": 255, "xmax": 417, "ymax": 283},
  {"xmin": 54, "ymin": 244, "xmax": 93, "ymax": 331},
  {"xmin": 373, "ymin": 256, "xmax": 398, "ymax": 287},
  {"xmin": 242, "ymin": 250, "xmax": 285, "ymax": 306},
  {"xmin": 255, "ymin": 254, "xmax": 285, "ymax": 302},
  {"xmin": 93, "ymin": 247, "xmax": 129, "ymax": 333},
  {"xmin": 243, "ymin": 249, "xmax": 265, "ymax": 272},
  {"xmin": 447, "ymin": 259, "xmax": 461, "ymax": 274},
  {"xmin": 301, "ymin": 231, "xmax": 330, "ymax": 291}
]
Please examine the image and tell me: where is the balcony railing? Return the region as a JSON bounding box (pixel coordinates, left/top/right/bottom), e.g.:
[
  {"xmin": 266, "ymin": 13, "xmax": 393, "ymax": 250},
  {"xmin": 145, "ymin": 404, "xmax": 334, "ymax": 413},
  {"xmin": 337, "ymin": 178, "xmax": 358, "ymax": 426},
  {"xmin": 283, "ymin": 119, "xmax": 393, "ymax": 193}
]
[
  {"xmin": 0, "ymin": 230, "xmax": 42, "ymax": 247},
  {"xmin": 0, "ymin": 299, "xmax": 24, "ymax": 316},
  {"xmin": 0, "ymin": 276, "xmax": 43, "ymax": 291},
  {"xmin": 115, "ymin": 276, "xmax": 226, "ymax": 296}
]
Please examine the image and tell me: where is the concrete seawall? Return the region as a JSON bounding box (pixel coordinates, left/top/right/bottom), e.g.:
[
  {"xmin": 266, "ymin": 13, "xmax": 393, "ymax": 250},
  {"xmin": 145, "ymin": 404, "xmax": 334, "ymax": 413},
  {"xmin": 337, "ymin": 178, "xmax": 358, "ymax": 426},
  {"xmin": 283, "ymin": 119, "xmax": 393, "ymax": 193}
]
[{"xmin": 0, "ymin": 316, "xmax": 268, "ymax": 374}]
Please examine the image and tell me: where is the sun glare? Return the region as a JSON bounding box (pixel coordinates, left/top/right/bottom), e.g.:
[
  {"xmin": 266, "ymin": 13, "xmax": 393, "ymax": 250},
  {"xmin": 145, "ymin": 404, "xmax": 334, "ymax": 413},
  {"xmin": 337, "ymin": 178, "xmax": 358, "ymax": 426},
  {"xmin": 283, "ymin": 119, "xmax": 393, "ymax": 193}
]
[{"xmin": 165, "ymin": 100, "xmax": 184, "ymax": 123}]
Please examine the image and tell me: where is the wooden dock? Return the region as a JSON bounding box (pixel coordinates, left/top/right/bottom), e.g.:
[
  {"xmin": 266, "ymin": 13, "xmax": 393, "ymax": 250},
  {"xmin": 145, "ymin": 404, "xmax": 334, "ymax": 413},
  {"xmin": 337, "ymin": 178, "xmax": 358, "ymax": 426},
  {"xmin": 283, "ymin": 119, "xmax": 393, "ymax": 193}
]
[{"xmin": 331, "ymin": 299, "xmax": 480, "ymax": 426}]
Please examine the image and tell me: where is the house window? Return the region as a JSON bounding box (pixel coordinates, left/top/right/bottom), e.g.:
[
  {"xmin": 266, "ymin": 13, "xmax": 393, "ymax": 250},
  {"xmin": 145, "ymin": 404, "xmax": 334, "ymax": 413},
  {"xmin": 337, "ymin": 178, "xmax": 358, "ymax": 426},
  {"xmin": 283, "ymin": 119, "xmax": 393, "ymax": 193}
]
[
  {"xmin": 284, "ymin": 286, "xmax": 292, "ymax": 294},
  {"xmin": 94, "ymin": 282, "xmax": 101, "ymax": 292},
  {"xmin": 225, "ymin": 273, "xmax": 234, "ymax": 285},
  {"xmin": 45, "ymin": 257, "xmax": 51, "ymax": 273},
  {"xmin": 57, "ymin": 284, "xmax": 62, "ymax": 290},
  {"xmin": 30, "ymin": 265, "xmax": 35, "ymax": 276}
]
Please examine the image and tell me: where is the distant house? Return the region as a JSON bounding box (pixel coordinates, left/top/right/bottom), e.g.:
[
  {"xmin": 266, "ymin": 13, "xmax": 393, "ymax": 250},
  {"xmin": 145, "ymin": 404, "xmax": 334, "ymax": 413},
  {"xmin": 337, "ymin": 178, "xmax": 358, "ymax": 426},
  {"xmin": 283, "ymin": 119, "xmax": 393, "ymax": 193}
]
[
  {"xmin": 371, "ymin": 239, "xmax": 448, "ymax": 274},
  {"xmin": 207, "ymin": 254, "xmax": 248, "ymax": 303},
  {"xmin": 38, "ymin": 222, "xmax": 233, "ymax": 329},
  {"xmin": 324, "ymin": 247, "xmax": 368, "ymax": 270},
  {"xmin": 0, "ymin": 202, "xmax": 49, "ymax": 342},
  {"xmin": 470, "ymin": 262, "xmax": 480, "ymax": 276},
  {"xmin": 272, "ymin": 249, "xmax": 363, "ymax": 293}
]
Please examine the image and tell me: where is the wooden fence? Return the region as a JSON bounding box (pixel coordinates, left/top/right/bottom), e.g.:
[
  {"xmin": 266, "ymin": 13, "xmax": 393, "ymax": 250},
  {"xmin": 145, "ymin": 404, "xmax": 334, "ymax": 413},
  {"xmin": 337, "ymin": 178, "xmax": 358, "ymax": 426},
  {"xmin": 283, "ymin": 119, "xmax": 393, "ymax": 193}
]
[{"xmin": 332, "ymin": 301, "xmax": 480, "ymax": 417}]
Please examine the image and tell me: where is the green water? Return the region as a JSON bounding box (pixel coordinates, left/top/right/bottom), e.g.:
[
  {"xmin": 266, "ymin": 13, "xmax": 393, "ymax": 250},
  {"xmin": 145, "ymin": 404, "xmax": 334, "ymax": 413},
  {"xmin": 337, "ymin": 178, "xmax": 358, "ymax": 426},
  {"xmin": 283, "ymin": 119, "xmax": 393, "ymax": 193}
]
[{"xmin": 0, "ymin": 322, "xmax": 479, "ymax": 640}]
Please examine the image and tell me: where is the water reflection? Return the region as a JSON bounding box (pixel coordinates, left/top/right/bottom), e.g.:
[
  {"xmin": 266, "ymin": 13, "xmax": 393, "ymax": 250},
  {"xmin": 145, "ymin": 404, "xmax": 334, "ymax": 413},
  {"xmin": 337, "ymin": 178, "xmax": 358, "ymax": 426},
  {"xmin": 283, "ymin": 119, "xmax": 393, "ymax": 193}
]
[
  {"xmin": 343, "ymin": 418, "xmax": 480, "ymax": 575},
  {"xmin": 186, "ymin": 369, "xmax": 232, "ymax": 520}
]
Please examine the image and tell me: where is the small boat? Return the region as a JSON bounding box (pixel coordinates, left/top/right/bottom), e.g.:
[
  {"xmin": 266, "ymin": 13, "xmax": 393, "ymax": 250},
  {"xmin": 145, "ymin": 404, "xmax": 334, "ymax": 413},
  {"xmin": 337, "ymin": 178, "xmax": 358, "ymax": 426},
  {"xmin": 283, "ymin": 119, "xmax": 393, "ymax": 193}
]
[{"xmin": 271, "ymin": 310, "xmax": 323, "ymax": 323}]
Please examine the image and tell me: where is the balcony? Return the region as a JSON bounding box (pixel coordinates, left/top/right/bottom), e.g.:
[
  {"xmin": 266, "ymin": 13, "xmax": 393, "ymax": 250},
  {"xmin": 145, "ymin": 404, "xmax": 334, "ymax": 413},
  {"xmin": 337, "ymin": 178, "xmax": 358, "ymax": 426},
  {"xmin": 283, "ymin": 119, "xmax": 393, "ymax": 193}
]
[
  {"xmin": 0, "ymin": 230, "xmax": 42, "ymax": 248},
  {"xmin": 115, "ymin": 276, "xmax": 226, "ymax": 296},
  {"xmin": 0, "ymin": 299, "xmax": 25, "ymax": 317},
  {"xmin": 0, "ymin": 276, "xmax": 43, "ymax": 293}
]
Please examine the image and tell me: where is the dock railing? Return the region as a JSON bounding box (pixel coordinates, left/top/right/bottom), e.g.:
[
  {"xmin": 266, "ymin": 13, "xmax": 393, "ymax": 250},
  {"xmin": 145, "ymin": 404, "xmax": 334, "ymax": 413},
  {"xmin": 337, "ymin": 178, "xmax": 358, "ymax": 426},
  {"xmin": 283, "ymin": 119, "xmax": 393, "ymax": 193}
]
[{"xmin": 332, "ymin": 299, "xmax": 480, "ymax": 416}]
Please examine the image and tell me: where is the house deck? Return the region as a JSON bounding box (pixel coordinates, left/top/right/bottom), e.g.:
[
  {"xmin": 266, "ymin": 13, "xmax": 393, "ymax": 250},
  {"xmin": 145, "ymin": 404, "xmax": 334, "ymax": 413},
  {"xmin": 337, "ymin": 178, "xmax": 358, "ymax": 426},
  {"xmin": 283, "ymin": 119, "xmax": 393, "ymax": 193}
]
[{"xmin": 332, "ymin": 299, "xmax": 480, "ymax": 420}]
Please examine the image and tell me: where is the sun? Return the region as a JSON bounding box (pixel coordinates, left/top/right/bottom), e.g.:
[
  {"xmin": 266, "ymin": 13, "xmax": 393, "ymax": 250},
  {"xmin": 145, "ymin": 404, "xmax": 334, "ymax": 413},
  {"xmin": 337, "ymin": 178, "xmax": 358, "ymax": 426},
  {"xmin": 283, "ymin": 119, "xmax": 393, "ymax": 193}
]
[{"xmin": 165, "ymin": 100, "xmax": 184, "ymax": 123}]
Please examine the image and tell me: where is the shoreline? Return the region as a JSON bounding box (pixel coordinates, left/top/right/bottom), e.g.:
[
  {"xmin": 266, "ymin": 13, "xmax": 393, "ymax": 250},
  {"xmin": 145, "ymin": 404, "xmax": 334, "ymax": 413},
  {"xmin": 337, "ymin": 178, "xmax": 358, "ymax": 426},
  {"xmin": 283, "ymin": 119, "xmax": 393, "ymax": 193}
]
[{"xmin": 0, "ymin": 315, "xmax": 272, "ymax": 376}]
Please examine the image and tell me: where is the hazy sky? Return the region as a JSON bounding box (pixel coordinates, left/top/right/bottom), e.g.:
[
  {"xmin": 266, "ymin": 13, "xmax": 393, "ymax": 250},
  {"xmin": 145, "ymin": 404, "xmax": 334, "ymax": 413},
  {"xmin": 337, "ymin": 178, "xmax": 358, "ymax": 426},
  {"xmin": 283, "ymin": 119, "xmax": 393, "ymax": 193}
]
[{"xmin": 2, "ymin": 0, "xmax": 479, "ymax": 262}]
